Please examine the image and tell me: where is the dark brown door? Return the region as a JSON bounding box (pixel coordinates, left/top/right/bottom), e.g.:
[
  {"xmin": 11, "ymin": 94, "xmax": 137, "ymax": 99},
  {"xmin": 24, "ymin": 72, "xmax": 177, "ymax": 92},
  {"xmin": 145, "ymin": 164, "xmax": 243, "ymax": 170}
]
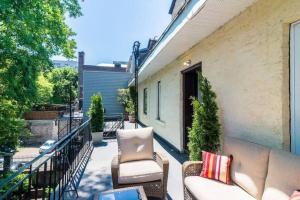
[{"xmin": 182, "ymin": 63, "xmax": 202, "ymax": 151}]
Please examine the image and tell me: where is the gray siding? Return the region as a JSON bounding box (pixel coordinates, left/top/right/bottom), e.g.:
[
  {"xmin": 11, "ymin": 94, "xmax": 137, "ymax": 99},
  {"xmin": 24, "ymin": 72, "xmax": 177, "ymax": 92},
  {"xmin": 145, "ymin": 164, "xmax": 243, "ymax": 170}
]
[{"xmin": 83, "ymin": 71, "xmax": 131, "ymax": 117}]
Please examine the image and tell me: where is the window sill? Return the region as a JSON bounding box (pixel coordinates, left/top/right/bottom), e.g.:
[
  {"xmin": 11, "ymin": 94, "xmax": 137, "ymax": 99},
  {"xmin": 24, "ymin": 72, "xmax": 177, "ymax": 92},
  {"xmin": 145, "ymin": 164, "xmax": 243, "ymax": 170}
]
[{"xmin": 155, "ymin": 118, "xmax": 166, "ymax": 126}]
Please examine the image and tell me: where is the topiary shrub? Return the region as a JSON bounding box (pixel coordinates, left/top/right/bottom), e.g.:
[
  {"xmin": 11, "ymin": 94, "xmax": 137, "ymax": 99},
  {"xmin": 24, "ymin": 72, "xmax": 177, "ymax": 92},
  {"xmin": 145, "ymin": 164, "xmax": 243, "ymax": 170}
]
[
  {"xmin": 188, "ymin": 75, "xmax": 221, "ymax": 161},
  {"xmin": 88, "ymin": 93, "xmax": 104, "ymax": 132}
]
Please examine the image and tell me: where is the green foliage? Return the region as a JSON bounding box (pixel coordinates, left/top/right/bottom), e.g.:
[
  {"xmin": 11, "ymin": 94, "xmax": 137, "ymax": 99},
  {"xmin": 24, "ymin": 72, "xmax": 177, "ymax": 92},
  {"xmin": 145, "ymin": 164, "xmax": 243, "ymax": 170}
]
[
  {"xmin": 48, "ymin": 67, "xmax": 78, "ymax": 104},
  {"xmin": 0, "ymin": 171, "xmax": 29, "ymax": 199},
  {"xmin": 188, "ymin": 75, "xmax": 221, "ymax": 161},
  {"xmin": 35, "ymin": 73, "xmax": 53, "ymax": 104},
  {"xmin": 88, "ymin": 93, "xmax": 104, "ymax": 132},
  {"xmin": 129, "ymin": 86, "xmax": 136, "ymax": 106},
  {"xmin": 0, "ymin": 0, "xmax": 81, "ymax": 150},
  {"xmin": 125, "ymin": 100, "xmax": 135, "ymax": 115},
  {"xmin": 117, "ymin": 88, "xmax": 130, "ymax": 110},
  {"xmin": 0, "ymin": 0, "xmax": 81, "ymax": 110},
  {"xmin": 0, "ymin": 100, "xmax": 29, "ymax": 150}
]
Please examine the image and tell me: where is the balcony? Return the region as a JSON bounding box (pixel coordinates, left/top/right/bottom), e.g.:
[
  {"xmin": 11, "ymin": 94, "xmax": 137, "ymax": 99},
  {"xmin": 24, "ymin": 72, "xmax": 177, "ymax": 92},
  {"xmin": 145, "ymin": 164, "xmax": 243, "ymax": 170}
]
[{"xmin": 0, "ymin": 119, "xmax": 187, "ymax": 200}]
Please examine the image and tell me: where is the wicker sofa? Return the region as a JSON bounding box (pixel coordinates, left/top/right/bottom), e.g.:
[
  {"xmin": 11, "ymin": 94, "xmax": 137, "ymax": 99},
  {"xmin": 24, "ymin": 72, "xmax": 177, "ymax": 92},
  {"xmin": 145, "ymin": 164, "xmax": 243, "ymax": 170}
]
[
  {"xmin": 111, "ymin": 127, "xmax": 169, "ymax": 199},
  {"xmin": 182, "ymin": 136, "xmax": 300, "ymax": 200}
]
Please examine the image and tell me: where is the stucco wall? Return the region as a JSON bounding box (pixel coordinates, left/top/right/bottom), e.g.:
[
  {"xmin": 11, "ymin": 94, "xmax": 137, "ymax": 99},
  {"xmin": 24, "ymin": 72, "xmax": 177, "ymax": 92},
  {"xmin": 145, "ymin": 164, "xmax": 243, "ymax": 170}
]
[
  {"xmin": 138, "ymin": 0, "xmax": 300, "ymax": 151},
  {"xmin": 25, "ymin": 120, "xmax": 58, "ymax": 145}
]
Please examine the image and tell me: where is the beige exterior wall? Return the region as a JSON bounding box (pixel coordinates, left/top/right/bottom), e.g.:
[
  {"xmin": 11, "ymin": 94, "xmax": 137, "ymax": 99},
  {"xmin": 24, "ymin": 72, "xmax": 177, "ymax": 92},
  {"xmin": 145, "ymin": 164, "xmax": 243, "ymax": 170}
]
[{"xmin": 138, "ymin": 0, "xmax": 300, "ymax": 152}]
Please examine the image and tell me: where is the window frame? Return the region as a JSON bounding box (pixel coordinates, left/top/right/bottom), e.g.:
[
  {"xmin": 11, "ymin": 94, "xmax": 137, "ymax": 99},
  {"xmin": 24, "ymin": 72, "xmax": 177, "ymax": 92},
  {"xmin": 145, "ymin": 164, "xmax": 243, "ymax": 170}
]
[
  {"xmin": 157, "ymin": 81, "xmax": 161, "ymax": 120},
  {"xmin": 143, "ymin": 88, "xmax": 148, "ymax": 115}
]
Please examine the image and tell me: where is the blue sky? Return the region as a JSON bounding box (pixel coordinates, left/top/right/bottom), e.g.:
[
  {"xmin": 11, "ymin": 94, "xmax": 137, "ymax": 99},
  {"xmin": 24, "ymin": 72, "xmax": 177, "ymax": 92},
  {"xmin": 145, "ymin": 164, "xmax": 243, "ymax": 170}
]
[{"xmin": 55, "ymin": 0, "xmax": 172, "ymax": 65}]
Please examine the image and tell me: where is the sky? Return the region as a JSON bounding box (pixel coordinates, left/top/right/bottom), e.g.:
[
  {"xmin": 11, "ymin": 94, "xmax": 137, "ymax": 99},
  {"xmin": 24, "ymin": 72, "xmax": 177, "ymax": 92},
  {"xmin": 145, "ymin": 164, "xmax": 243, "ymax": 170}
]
[{"xmin": 54, "ymin": 0, "xmax": 172, "ymax": 65}]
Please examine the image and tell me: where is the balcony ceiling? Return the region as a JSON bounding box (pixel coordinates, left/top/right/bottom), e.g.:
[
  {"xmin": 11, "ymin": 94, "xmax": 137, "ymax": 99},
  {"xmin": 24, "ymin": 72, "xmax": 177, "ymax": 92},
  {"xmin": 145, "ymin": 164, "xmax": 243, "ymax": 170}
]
[{"xmin": 137, "ymin": 0, "xmax": 257, "ymax": 83}]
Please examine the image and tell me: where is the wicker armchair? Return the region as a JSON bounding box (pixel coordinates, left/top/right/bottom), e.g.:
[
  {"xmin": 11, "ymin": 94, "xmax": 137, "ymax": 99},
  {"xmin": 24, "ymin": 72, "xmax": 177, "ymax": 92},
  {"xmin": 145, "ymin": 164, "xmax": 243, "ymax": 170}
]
[
  {"xmin": 111, "ymin": 152, "xmax": 169, "ymax": 199},
  {"xmin": 111, "ymin": 127, "xmax": 169, "ymax": 199},
  {"xmin": 182, "ymin": 161, "xmax": 203, "ymax": 200}
]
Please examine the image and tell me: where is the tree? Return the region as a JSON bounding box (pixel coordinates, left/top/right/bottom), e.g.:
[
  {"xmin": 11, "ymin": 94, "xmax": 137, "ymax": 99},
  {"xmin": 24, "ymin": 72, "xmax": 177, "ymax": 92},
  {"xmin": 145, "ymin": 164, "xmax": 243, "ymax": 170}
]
[
  {"xmin": 0, "ymin": 0, "xmax": 81, "ymax": 111},
  {"xmin": 88, "ymin": 93, "xmax": 104, "ymax": 132},
  {"xmin": 188, "ymin": 75, "xmax": 221, "ymax": 161},
  {"xmin": 48, "ymin": 67, "xmax": 78, "ymax": 104},
  {"xmin": 0, "ymin": 0, "xmax": 81, "ymax": 151},
  {"xmin": 35, "ymin": 73, "xmax": 54, "ymax": 104},
  {"xmin": 0, "ymin": 100, "xmax": 29, "ymax": 151}
]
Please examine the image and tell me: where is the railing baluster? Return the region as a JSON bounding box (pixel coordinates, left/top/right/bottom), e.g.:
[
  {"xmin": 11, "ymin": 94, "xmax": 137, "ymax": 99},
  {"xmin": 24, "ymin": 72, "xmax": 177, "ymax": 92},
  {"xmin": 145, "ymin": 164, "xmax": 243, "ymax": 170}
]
[
  {"xmin": 58, "ymin": 152, "xmax": 61, "ymax": 198},
  {"xmin": 17, "ymin": 180, "xmax": 22, "ymax": 199},
  {"xmin": 42, "ymin": 162, "xmax": 47, "ymax": 200},
  {"xmin": 35, "ymin": 168, "xmax": 39, "ymax": 200},
  {"xmin": 28, "ymin": 164, "xmax": 32, "ymax": 199},
  {"xmin": 48, "ymin": 157, "xmax": 53, "ymax": 199},
  {"xmin": 53, "ymin": 151, "xmax": 57, "ymax": 200},
  {"xmin": 62, "ymin": 147, "xmax": 66, "ymax": 193}
]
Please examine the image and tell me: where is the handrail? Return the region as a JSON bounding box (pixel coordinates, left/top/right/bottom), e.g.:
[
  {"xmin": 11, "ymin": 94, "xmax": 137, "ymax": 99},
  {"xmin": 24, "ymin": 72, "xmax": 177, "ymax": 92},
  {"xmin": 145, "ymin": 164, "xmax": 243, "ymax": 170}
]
[{"xmin": 0, "ymin": 118, "xmax": 92, "ymax": 199}]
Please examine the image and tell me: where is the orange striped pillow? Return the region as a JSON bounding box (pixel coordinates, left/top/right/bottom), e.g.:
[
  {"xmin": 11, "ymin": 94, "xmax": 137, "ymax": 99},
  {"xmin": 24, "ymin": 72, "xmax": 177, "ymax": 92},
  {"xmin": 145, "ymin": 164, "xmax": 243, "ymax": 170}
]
[{"xmin": 200, "ymin": 151, "xmax": 233, "ymax": 184}]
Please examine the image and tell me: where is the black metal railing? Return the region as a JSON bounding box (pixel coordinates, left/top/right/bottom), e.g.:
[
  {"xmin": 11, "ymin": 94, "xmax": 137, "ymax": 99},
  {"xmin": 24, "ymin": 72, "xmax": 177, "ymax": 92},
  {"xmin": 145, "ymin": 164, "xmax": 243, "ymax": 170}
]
[
  {"xmin": 103, "ymin": 114, "xmax": 125, "ymax": 138},
  {"xmin": 0, "ymin": 119, "xmax": 93, "ymax": 200},
  {"xmin": 57, "ymin": 117, "xmax": 83, "ymax": 140}
]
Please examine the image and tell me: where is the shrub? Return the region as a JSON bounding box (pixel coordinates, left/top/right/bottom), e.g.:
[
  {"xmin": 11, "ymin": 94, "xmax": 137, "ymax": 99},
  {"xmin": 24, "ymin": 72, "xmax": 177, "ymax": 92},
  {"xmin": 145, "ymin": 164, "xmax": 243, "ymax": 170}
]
[
  {"xmin": 88, "ymin": 93, "xmax": 104, "ymax": 132},
  {"xmin": 0, "ymin": 172, "xmax": 29, "ymax": 199},
  {"xmin": 129, "ymin": 86, "xmax": 136, "ymax": 106},
  {"xmin": 125, "ymin": 100, "xmax": 135, "ymax": 115},
  {"xmin": 117, "ymin": 88, "xmax": 130, "ymax": 111},
  {"xmin": 188, "ymin": 75, "xmax": 221, "ymax": 161}
]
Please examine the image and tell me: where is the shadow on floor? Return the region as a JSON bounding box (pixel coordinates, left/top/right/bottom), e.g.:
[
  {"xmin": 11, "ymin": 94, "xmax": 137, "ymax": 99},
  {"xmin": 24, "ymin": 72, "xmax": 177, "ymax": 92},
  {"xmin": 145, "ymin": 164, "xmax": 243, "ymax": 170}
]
[
  {"xmin": 154, "ymin": 135, "xmax": 188, "ymax": 164},
  {"xmin": 93, "ymin": 141, "xmax": 108, "ymax": 147}
]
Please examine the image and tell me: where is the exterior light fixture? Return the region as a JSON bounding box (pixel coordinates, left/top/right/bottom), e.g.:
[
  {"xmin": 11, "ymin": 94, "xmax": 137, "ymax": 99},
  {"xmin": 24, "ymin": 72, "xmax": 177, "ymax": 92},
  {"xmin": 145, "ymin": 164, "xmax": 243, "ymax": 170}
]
[{"xmin": 183, "ymin": 60, "xmax": 192, "ymax": 67}]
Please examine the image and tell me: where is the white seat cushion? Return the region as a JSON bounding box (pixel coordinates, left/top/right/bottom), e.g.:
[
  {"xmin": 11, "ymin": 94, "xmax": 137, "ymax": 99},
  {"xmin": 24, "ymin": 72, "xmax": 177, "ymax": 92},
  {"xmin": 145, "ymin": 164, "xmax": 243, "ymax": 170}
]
[
  {"xmin": 118, "ymin": 160, "xmax": 163, "ymax": 184},
  {"xmin": 117, "ymin": 127, "xmax": 154, "ymax": 163},
  {"xmin": 185, "ymin": 176, "xmax": 255, "ymax": 200}
]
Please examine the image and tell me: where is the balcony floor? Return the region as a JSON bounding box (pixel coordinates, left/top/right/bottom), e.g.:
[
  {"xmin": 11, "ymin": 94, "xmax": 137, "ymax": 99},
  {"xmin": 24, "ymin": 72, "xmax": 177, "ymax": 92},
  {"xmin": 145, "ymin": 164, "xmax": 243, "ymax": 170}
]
[{"xmin": 70, "ymin": 122, "xmax": 187, "ymax": 200}]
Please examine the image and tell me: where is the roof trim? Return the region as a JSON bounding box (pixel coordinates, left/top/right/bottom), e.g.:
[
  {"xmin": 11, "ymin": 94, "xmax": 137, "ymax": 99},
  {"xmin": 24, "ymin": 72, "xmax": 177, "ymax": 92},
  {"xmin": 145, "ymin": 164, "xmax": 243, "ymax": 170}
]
[{"xmin": 129, "ymin": 0, "xmax": 256, "ymax": 86}]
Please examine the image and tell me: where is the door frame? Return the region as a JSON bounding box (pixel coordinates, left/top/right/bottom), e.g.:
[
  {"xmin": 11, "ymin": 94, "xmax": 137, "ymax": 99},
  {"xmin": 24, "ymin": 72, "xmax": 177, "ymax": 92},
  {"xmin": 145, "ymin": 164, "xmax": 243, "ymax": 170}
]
[
  {"xmin": 290, "ymin": 20, "xmax": 300, "ymax": 154},
  {"xmin": 181, "ymin": 62, "xmax": 202, "ymax": 152}
]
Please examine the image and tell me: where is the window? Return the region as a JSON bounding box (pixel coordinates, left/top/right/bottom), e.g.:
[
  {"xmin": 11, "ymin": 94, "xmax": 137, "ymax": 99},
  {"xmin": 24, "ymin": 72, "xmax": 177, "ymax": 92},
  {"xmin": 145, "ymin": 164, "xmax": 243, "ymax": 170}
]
[
  {"xmin": 157, "ymin": 81, "xmax": 161, "ymax": 120},
  {"xmin": 143, "ymin": 88, "xmax": 148, "ymax": 115}
]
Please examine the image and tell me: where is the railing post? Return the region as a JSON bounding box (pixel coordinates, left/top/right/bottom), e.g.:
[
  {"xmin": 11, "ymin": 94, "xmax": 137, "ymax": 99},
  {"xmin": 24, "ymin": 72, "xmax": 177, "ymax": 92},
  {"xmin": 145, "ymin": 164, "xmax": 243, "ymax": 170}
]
[{"xmin": 3, "ymin": 154, "xmax": 12, "ymax": 173}]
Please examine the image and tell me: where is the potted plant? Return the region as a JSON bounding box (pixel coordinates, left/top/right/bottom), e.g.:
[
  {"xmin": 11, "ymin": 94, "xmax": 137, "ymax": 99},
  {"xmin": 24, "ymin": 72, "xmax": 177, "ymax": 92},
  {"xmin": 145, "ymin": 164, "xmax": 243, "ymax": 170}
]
[
  {"xmin": 188, "ymin": 75, "xmax": 221, "ymax": 161},
  {"xmin": 88, "ymin": 93, "xmax": 104, "ymax": 144},
  {"xmin": 117, "ymin": 88, "xmax": 130, "ymax": 120},
  {"xmin": 126, "ymin": 100, "xmax": 135, "ymax": 123}
]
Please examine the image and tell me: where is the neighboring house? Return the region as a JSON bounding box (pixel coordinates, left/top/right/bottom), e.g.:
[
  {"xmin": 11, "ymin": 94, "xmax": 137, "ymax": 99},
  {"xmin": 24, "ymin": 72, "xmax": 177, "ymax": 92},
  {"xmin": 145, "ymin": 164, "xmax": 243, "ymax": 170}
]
[
  {"xmin": 52, "ymin": 59, "xmax": 78, "ymax": 69},
  {"xmin": 78, "ymin": 52, "xmax": 131, "ymax": 116},
  {"xmin": 131, "ymin": 0, "xmax": 300, "ymax": 154}
]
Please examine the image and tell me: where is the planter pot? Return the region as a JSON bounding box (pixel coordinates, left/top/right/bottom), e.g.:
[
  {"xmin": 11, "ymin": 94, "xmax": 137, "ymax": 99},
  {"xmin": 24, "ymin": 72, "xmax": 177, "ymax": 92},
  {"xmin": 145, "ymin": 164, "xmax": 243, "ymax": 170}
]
[
  {"xmin": 128, "ymin": 115, "xmax": 136, "ymax": 123},
  {"xmin": 92, "ymin": 132, "xmax": 103, "ymax": 144},
  {"xmin": 124, "ymin": 113, "xmax": 129, "ymax": 121}
]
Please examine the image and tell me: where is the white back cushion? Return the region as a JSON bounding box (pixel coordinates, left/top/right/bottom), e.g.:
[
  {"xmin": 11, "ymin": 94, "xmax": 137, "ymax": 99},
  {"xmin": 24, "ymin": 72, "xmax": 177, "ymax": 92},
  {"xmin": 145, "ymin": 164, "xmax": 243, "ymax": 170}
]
[{"xmin": 117, "ymin": 127, "xmax": 154, "ymax": 163}]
